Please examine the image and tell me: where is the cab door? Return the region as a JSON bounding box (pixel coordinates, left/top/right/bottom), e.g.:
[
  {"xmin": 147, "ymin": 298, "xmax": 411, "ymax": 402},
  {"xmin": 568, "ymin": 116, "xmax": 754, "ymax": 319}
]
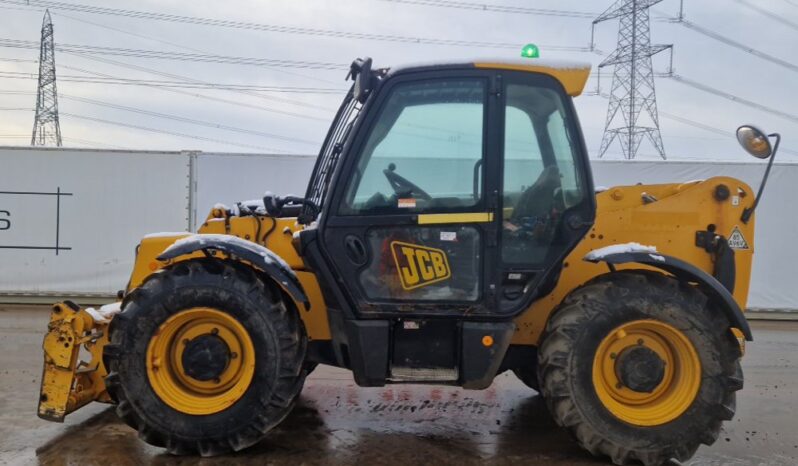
[
  {"xmin": 320, "ymin": 69, "xmax": 502, "ymax": 318},
  {"xmin": 496, "ymin": 71, "xmax": 595, "ymax": 313},
  {"xmin": 318, "ymin": 67, "xmax": 594, "ymax": 318}
]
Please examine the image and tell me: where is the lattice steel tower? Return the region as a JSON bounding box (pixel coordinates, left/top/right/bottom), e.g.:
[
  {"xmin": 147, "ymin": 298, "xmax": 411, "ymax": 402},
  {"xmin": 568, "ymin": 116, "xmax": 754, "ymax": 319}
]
[
  {"xmin": 594, "ymin": 0, "xmax": 670, "ymax": 159},
  {"xmin": 31, "ymin": 9, "xmax": 62, "ymax": 147}
]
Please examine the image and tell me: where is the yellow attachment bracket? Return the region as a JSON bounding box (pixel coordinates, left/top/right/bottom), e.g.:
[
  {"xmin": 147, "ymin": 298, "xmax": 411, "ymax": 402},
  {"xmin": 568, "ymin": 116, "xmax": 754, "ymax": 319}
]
[{"xmin": 38, "ymin": 301, "xmax": 113, "ymax": 422}]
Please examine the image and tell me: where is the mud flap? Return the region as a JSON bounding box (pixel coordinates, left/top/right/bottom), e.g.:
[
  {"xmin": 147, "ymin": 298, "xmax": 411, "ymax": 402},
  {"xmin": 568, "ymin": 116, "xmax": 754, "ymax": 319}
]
[
  {"xmin": 157, "ymin": 234, "xmax": 309, "ymax": 310},
  {"xmin": 584, "ymin": 250, "xmax": 753, "ymax": 341}
]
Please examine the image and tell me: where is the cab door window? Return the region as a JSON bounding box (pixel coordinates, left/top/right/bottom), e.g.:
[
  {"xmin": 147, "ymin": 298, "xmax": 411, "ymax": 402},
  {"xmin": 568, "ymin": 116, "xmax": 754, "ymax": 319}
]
[
  {"xmin": 501, "ymin": 83, "xmax": 585, "ymax": 265},
  {"xmin": 340, "ymin": 79, "xmax": 486, "ymax": 215}
]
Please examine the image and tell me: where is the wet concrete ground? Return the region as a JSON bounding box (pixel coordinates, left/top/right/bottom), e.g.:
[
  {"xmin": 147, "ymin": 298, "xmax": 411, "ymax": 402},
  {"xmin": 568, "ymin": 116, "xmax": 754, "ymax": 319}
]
[{"xmin": 0, "ymin": 305, "xmax": 796, "ymax": 466}]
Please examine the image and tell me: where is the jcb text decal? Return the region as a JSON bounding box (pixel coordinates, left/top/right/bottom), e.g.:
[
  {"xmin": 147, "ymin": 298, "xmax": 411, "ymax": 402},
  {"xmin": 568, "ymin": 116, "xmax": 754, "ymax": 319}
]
[{"xmin": 390, "ymin": 241, "xmax": 451, "ymax": 290}]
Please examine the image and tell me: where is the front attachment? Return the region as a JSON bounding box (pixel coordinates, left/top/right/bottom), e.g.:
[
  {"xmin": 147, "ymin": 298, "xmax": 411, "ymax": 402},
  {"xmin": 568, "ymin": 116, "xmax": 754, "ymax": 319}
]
[{"xmin": 38, "ymin": 301, "xmax": 117, "ymax": 421}]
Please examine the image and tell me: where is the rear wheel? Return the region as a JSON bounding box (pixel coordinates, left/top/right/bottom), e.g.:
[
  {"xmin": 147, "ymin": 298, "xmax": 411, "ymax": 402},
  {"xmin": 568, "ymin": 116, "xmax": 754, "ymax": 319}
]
[
  {"xmin": 104, "ymin": 259, "xmax": 307, "ymax": 456},
  {"xmin": 537, "ymin": 271, "xmax": 743, "ymax": 466}
]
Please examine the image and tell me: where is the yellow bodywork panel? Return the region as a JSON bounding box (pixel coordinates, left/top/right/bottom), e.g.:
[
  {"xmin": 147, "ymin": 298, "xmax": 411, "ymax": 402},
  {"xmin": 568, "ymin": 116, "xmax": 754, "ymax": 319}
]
[
  {"xmin": 511, "ymin": 176, "xmax": 755, "ymax": 345},
  {"xmin": 127, "ymin": 214, "xmax": 331, "ymax": 341},
  {"xmin": 474, "ymin": 61, "xmax": 591, "ymax": 96}
]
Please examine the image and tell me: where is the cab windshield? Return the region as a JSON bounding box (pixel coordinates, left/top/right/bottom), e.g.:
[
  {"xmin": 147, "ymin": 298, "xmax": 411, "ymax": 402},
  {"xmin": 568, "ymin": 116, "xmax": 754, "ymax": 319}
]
[{"xmin": 340, "ymin": 77, "xmax": 584, "ymax": 217}]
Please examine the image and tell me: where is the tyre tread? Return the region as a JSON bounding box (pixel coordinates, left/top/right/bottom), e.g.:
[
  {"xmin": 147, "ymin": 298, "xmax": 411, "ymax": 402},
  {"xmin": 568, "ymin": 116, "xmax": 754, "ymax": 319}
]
[
  {"xmin": 537, "ymin": 271, "xmax": 744, "ymax": 466},
  {"xmin": 104, "ymin": 259, "xmax": 307, "ymax": 456}
]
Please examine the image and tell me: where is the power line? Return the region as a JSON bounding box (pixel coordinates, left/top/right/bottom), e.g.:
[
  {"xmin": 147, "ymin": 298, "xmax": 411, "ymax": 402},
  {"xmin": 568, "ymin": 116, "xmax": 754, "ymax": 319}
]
[
  {"xmin": 47, "ymin": 10, "xmax": 345, "ymax": 111},
  {"xmin": 0, "ymin": 87, "xmax": 322, "ymax": 145},
  {"xmin": 53, "ymin": 11, "xmax": 341, "ymax": 86},
  {"xmin": 0, "ymin": 38, "xmax": 349, "ymax": 69},
  {"xmin": 733, "ymin": 0, "xmax": 798, "ymax": 33},
  {"xmin": 0, "ymin": 68, "xmax": 345, "ymax": 93},
  {"xmin": 0, "ymin": 57, "xmax": 38, "ymax": 64},
  {"xmin": 667, "ymin": 74, "xmax": 798, "ymax": 124},
  {"xmin": 658, "ymin": 110, "xmax": 798, "ymax": 157},
  {"xmin": 18, "ymin": 53, "xmax": 335, "ymax": 122},
  {"xmin": 671, "ymin": 19, "xmax": 798, "ymax": 74},
  {"xmin": 60, "ymin": 93, "xmax": 320, "ymax": 145},
  {"xmin": 377, "ymin": 0, "xmax": 798, "ymax": 76},
  {"xmin": 61, "ymin": 53, "xmax": 339, "ymax": 114},
  {"xmin": 61, "ymin": 136, "xmax": 130, "ymax": 150},
  {"xmin": 0, "ymin": 86, "xmax": 318, "ymax": 146},
  {"xmin": 68, "ymin": 56, "xmax": 343, "ymax": 113},
  {"xmin": 377, "ymin": 0, "xmax": 597, "ymax": 18},
  {"xmin": 61, "ymin": 112, "xmax": 297, "ymax": 153},
  {"xmin": 0, "ymin": 0, "xmax": 593, "ymax": 52}
]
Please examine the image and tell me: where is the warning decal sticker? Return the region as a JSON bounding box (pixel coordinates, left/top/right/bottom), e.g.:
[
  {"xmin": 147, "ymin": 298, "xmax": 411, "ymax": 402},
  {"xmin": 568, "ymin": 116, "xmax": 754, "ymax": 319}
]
[
  {"xmin": 397, "ymin": 198, "xmax": 416, "ymax": 208},
  {"xmin": 728, "ymin": 226, "xmax": 749, "ymax": 250}
]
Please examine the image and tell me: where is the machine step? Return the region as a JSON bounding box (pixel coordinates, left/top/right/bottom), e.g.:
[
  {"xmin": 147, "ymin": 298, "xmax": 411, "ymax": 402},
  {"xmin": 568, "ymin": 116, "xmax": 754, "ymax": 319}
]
[{"xmin": 389, "ymin": 366, "xmax": 458, "ymax": 382}]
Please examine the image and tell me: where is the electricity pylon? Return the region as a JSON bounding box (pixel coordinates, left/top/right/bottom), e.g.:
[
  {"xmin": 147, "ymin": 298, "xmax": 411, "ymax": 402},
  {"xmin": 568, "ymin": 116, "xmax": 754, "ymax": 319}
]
[
  {"xmin": 594, "ymin": 0, "xmax": 671, "ymax": 159},
  {"xmin": 31, "ymin": 9, "xmax": 62, "ymax": 147}
]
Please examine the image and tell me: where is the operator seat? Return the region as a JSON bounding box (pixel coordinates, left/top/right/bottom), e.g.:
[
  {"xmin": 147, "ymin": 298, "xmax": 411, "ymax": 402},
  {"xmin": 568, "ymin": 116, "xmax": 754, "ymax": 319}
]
[{"xmin": 510, "ymin": 165, "xmax": 561, "ymax": 224}]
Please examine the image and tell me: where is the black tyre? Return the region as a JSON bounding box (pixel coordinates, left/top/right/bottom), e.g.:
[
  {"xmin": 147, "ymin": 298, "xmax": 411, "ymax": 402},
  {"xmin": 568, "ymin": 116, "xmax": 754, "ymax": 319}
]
[
  {"xmin": 104, "ymin": 259, "xmax": 307, "ymax": 456},
  {"xmin": 537, "ymin": 271, "xmax": 743, "ymax": 466}
]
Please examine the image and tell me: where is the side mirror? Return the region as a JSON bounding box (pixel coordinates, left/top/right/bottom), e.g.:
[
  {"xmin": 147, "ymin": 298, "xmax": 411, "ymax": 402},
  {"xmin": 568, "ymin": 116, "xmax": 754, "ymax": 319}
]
[
  {"xmin": 736, "ymin": 124, "xmax": 781, "ymax": 223},
  {"xmin": 736, "ymin": 125, "xmax": 772, "ymax": 159}
]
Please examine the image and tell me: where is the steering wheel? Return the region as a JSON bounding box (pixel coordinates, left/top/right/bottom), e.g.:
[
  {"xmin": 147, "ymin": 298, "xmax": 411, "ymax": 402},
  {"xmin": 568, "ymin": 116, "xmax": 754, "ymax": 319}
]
[{"xmin": 383, "ymin": 163, "xmax": 432, "ymax": 201}]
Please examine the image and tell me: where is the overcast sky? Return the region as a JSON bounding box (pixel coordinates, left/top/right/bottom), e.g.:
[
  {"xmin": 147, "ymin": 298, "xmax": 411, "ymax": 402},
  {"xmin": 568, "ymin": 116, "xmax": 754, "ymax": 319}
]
[{"xmin": 0, "ymin": 0, "xmax": 796, "ymax": 160}]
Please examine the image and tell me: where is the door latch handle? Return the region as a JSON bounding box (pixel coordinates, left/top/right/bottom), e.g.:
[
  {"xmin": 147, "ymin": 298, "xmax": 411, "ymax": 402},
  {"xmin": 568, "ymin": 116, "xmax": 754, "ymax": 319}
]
[
  {"xmin": 567, "ymin": 214, "xmax": 593, "ymax": 230},
  {"xmin": 344, "ymin": 235, "xmax": 368, "ymax": 266}
]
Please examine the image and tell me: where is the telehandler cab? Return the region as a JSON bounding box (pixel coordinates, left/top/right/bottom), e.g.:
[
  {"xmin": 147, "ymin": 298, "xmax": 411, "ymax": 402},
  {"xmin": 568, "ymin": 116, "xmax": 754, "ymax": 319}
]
[{"xmin": 38, "ymin": 57, "xmax": 778, "ymax": 465}]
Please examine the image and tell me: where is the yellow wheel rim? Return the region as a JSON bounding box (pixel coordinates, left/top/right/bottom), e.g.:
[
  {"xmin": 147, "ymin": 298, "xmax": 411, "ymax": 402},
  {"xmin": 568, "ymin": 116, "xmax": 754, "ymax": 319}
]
[
  {"xmin": 146, "ymin": 307, "xmax": 255, "ymax": 415},
  {"xmin": 592, "ymin": 319, "xmax": 701, "ymax": 426}
]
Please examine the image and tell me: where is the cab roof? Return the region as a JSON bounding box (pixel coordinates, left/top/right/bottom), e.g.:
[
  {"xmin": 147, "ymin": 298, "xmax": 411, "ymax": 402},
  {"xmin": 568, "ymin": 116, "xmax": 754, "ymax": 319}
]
[{"xmin": 386, "ymin": 58, "xmax": 592, "ymax": 97}]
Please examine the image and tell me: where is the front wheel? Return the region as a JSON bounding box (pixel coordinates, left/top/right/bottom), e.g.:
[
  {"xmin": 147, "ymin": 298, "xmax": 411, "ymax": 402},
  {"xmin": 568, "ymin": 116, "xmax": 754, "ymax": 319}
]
[
  {"xmin": 537, "ymin": 271, "xmax": 743, "ymax": 466},
  {"xmin": 104, "ymin": 259, "xmax": 307, "ymax": 456}
]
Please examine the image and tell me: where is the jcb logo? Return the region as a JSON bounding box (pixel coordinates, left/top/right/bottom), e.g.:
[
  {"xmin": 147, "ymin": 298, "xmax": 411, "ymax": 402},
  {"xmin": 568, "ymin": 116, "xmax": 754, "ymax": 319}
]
[{"xmin": 390, "ymin": 241, "xmax": 451, "ymax": 290}]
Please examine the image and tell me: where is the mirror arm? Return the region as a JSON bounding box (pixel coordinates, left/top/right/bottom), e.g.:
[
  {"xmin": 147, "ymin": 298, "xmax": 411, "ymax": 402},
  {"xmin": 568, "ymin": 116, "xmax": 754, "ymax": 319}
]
[{"xmin": 741, "ymin": 133, "xmax": 780, "ymax": 224}]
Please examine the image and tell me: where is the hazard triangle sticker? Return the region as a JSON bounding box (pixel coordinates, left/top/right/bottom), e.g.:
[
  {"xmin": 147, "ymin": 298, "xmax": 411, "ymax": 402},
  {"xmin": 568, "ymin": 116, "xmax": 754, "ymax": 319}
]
[{"xmin": 727, "ymin": 226, "xmax": 749, "ymax": 250}]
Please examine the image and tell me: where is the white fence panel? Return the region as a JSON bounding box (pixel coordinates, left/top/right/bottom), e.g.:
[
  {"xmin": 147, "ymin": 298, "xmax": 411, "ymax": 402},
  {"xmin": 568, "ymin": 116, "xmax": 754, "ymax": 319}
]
[
  {"xmin": 2, "ymin": 147, "xmax": 794, "ymax": 311},
  {"xmin": 0, "ymin": 147, "xmax": 190, "ymax": 295},
  {"xmin": 194, "ymin": 153, "xmax": 316, "ymax": 228},
  {"xmin": 202, "ymin": 155, "xmax": 795, "ymax": 311}
]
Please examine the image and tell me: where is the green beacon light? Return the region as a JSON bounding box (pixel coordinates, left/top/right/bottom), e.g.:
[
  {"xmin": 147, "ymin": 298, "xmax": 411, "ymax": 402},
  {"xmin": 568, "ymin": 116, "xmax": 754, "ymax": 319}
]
[{"xmin": 521, "ymin": 43, "xmax": 540, "ymax": 58}]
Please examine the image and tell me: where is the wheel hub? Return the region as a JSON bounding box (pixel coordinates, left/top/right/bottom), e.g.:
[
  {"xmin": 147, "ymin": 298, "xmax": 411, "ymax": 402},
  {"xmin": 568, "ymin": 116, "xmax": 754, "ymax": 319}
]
[
  {"xmin": 615, "ymin": 345, "xmax": 666, "ymax": 393},
  {"xmin": 146, "ymin": 307, "xmax": 256, "ymax": 415},
  {"xmin": 182, "ymin": 334, "xmax": 231, "ymax": 382},
  {"xmin": 592, "ymin": 319, "xmax": 702, "ymax": 426}
]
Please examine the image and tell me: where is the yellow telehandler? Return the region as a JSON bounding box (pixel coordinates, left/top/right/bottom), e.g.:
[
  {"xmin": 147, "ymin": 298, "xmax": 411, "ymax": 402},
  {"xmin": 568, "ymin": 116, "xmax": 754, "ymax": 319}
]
[{"xmin": 37, "ymin": 57, "xmax": 779, "ymax": 465}]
